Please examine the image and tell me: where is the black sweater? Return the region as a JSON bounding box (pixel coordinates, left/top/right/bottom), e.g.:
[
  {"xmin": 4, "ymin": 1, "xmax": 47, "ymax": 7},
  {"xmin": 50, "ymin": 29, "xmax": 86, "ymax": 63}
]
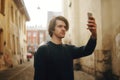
[{"xmin": 34, "ymin": 37, "xmax": 96, "ymax": 80}]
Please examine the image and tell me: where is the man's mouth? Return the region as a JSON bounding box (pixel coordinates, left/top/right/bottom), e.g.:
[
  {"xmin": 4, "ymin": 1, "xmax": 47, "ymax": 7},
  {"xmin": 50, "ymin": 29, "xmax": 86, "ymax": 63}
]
[{"xmin": 61, "ymin": 32, "xmax": 65, "ymax": 35}]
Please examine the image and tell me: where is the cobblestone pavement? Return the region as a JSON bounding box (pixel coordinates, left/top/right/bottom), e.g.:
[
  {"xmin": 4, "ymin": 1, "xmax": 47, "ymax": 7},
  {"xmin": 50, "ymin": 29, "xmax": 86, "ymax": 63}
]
[
  {"xmin": 0, "ymin": 60, "xmax": 33, "ymax": 80},
  {"xmin": 74, "ymin": 71, "xmax": 95, "ymax": 80},
  {"xmin": 0, "ymin": 59, "xmax": 95, "ymax": 80}
]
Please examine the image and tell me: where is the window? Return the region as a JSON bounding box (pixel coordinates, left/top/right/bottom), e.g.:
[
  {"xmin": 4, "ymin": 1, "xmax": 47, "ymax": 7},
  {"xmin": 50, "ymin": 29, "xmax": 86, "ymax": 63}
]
[
  {"xmin": 15, "ymin": 10, "xmax": 18, "ymax": 26},
  {"xmin": 33, "ymin": 32, "xmax": 37, "ymax": 37},
  {"xmin": 39, "ymin": 33, "xmax": 44, "ymax": 43},
  {"xmin": 0, "ymin": 0, "xmax": 5, "ymax": 15},
  {"xmin": 0, "ymin": 33, "xmax": 2, "ymax": 51},
  {"xmin": 28, "ymin": 32, "xmax": 31, "ymax": 37},
  {"xmin": 11, "ymin": 6, "xmax": 14, "ymax": 22},
  {"xmin": 27, "ymin": 38, "xmax": 31, "ymax": 46}
]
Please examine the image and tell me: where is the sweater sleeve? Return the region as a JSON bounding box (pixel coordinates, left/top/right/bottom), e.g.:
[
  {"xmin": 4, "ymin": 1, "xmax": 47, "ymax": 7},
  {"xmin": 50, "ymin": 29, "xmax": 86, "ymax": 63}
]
[
  {"xmin": 34, "ymin": 45, "xmax": 48, "ymax": 80},
  {"xmin": 70, "ymin": 37, "xmax": 97, "ymax": 59}
]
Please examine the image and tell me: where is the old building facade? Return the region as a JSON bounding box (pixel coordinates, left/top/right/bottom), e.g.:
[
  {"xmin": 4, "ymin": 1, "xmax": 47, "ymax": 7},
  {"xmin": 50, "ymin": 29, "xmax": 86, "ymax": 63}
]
[
  {"xmin": 0, "ymin": 0, "xmax": 29, "ymax": 70},
  {"xmin": 26, "ymin": 26, "xmax": 46, "ymax": 53},
  {"xmin": 63, "ymin": 0, "xmax": 120, "ymax": 80}
]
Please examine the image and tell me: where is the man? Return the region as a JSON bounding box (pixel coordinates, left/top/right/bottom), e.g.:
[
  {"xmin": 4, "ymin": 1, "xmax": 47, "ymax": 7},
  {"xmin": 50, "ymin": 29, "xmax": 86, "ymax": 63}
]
[{"xmin": 34, "ymin": 15, "xmax": 97, "ymax": 80}]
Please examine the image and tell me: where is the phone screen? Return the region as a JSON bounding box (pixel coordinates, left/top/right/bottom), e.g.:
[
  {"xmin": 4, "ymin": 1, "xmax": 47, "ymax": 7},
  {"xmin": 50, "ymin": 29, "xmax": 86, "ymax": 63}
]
[{"xmin": 87, "ymin": 12, "xmax": 92, "ymax": 18}]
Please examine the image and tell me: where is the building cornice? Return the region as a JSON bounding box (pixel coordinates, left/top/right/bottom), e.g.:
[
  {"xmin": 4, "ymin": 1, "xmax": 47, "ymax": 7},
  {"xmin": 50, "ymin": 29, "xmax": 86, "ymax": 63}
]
[{"xmin": 13, "ymin": 0, "xmax": 30, "ymax": 21}]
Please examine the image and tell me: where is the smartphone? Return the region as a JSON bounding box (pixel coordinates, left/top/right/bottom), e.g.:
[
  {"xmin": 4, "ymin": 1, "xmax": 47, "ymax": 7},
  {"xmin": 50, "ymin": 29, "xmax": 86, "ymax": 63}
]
[
  {"xmin": 87, "ymin": 12, "xmax": 93, "ymax": 29},
  {"xmin": 87, "ymin": 12, "xmax": 93, "ymax": 19}
]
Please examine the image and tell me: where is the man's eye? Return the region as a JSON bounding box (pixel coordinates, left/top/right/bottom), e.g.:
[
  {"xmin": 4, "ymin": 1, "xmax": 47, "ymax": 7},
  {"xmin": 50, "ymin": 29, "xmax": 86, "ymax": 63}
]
[{"xmin": 58, "ymin": 25, "xmax": 62, "ymax": 28}]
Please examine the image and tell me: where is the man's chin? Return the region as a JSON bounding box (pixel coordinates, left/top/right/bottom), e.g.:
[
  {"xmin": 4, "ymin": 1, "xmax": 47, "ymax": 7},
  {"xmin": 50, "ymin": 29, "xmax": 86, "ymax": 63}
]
[
  {"xmin": 59, "ymin": 36, "xmax": 65, "ymax": 39},
  {"xmin": 61, "ymin": 35, "xmax": 65, "ymax": 38}
]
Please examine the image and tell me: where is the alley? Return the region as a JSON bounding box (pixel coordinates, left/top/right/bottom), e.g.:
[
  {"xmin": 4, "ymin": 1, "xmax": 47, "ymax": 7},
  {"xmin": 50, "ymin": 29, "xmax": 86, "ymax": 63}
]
[
  {"xmin": 1, "ymin": 0, "xmax": 120, "ymax": 80},
  {"xmin": 0, "ymin": 60, "xmax": 34, "ymax": 80},
  {"xmin": 0, "ymin": 59, "xmax": 94, "ymax": 80},
  {"xmin": 74, "ymin": 71, "xmax": 95, "ymax": 80}
]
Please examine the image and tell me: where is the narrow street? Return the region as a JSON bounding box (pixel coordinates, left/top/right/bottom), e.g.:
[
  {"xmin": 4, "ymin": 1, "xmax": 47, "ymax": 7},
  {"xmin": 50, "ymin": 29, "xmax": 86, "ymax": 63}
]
[
  {"xmin": 0, "ymin": 59, "xmax": 95, "ymax": 80},
  {"xmin": 0, "ymin": 60, "xmax": 34, "ymax": 80},
  {"xmin": 1, "ymin": 0, "xmax": 120, "ymax": 80},
  {"xmin": 74, "ymin": 71, "xmax": 95, "ymax": 80}
]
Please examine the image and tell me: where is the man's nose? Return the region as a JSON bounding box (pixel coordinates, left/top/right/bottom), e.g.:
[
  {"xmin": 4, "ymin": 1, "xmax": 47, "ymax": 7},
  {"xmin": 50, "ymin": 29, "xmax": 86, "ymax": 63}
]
[{"xmin": 62, "ymin": 26, "xmax": 66, "ymax": 31}]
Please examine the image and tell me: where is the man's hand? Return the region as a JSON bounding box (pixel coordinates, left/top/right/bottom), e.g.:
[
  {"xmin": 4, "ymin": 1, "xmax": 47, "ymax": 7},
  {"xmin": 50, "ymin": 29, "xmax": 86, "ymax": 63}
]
[{"xmin": 87, "ymin": 16, "xmax": 97, "ymax": 39}]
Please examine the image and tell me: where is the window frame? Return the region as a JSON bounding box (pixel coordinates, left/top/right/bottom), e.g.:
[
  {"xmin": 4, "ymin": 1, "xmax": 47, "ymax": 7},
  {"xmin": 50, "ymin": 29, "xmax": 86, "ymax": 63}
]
[{"xmin": 0, "ymin": 0, "xmax": 5, "ymax": 15}]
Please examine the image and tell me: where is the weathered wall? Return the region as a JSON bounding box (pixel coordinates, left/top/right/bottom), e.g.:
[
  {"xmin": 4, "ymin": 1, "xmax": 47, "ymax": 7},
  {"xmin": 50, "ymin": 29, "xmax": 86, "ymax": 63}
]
[
  {"xmin": 111, "ymin": 0, "xmax": 120, "ymax": 79},
  {"xmin": 63, "ymin": 0, "xmax": 120, "ymax": 79},
  {"xmin": 0, "ymin": 0, "xmax": 11, "ymax": 70},
  {"xmin": 0, "ymin": 0, "xmax": 29, "ymax": 70},
  {"xmin": 78, "ymin": 0, "xmax": 102, "ymax": 76},
  {"xmin": 63, "ymin": 0, "xmax": 102, "ymax": 74}
]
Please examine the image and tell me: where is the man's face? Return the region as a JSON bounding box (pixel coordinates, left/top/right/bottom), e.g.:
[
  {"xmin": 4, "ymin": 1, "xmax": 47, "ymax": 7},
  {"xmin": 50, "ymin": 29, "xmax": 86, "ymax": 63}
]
[{"xmin": 52, "ymin": 20, "xmax": 67, "ymax": 39}]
